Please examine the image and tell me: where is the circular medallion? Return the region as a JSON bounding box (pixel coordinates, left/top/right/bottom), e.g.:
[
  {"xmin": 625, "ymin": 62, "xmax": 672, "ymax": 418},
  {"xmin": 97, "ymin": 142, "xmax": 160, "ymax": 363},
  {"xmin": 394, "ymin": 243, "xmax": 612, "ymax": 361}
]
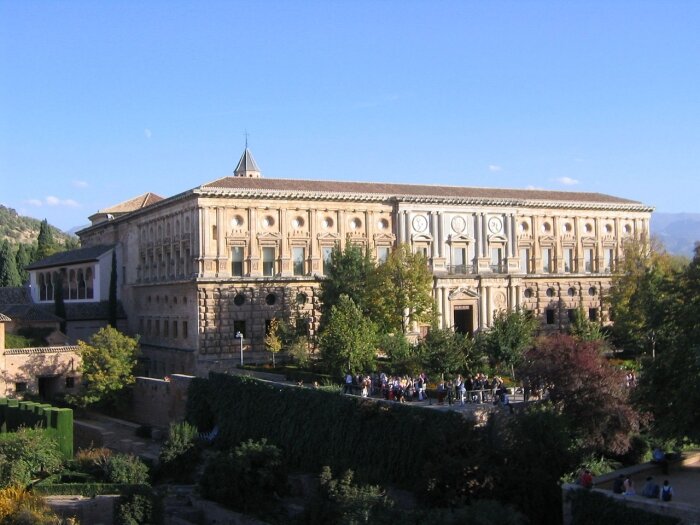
[
  {"xmin": 412, "ymin": 215, "xmax": 428, "ymax": 233},
  {"xmin": 494, "ymin": 291, "xmax": 506, "ymax": 308},
  {"xmin": 488, "ymin": 216, "xmax": 502, "ymax": 234},
  {"xmin": 451, "ymin": 216, "xmax": 466, "ymax": 233}
]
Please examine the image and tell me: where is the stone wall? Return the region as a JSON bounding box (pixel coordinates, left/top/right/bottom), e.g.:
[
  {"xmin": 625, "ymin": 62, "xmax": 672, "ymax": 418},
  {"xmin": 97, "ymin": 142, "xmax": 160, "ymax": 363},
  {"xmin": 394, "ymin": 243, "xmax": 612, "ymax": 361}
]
[
  {"xmin": 0, "ymin": 345, "xmax": 80, "ymax": 397},
  {"xmin": 130, "ymin": 374, "xmax": 193, "ymax": 428}
]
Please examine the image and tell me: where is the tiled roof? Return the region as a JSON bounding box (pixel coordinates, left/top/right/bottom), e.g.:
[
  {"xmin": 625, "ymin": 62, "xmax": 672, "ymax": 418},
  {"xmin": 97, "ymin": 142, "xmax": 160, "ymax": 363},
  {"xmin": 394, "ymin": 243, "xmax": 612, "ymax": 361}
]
[
  {"xmin": 200, "ymin": 177, "xmax": 643, "ymax": 206},
  {"xmin": 234, "ymin": 148, "xmax": 261, "ymax": 176},
  {"xmin": 99, "ymin": 192, "xmax": 164, "ymax": 214},
  {"xmin": 0, "ymin": 287, "xmax": 31, "ymax": 305},
  {"xmin": 26, "ymin": 245, "xmax": 114, "ymax": 271},
  {"xmin": 0, "ymin": 304, "xmax": 62, "ymax": 323}
]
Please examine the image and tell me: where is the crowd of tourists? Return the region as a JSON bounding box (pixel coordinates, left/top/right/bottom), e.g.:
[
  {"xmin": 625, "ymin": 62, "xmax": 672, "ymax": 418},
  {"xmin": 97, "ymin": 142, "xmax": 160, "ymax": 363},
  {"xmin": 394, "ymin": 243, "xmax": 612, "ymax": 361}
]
[{"xmin": 343, "ymin": 371, "xmax": 513, "ymax": 407}]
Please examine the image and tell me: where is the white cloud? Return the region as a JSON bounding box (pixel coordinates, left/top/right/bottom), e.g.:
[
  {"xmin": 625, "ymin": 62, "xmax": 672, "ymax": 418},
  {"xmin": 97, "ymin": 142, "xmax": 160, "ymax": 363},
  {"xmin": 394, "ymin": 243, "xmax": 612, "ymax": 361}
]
[
  {"xmin": 45, "ymin": 196, "xmax": 80, "ymax": 207},
  {"xmin": 144, "ymin": 128, "xmax": 152, "ymax": 139},
  {"xmin": 26, "ymin": 199, "xmax": 43, "ymax": 207},
  {"xmin": 72, "ymin": 180, "xmax": 88, "ymax": 188},
  {"xmin": 488, "ymin": 164, "xmax": 502, "ymax": 172},
  {"xmin": 555, "ymin": 176, "xmax": 579, "ymax": 186}
]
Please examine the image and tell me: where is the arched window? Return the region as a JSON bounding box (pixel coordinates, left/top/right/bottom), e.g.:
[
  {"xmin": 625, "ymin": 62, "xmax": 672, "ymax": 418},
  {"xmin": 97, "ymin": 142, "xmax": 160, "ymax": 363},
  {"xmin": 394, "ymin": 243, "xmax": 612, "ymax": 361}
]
[
  {"xmin": 86, "ymin": 267, "xmax": 94, "ymax": 299},
  {"xmin": 69, "ymin": 269, "xmax": 78, "ymax": 300},
  {"xmin": 77, "ymin": 269, "xmax": 86, "ymax": 299},
  {"xmin": 39, "ymin": 273, "xmax": 47, "ymax": 301}
]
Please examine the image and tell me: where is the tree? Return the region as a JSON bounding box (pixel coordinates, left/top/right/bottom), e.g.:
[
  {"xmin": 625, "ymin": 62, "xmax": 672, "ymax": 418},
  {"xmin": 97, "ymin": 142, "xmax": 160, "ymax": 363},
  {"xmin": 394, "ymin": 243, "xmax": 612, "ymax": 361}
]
[
  {"xmin": 369, "ymin": 244, "xmax": 436, "ymax": 334},
  {"xmin": 517, "ymin": 334, "xmax": 640, "ymax": 455},
  {"xmin": 14, "ymin": 242, "xmax": 31, "ymax": 284},
  {"xmin": 416, "ymin": 327, "xmax": 482, "ymax": 377},
  {"xmin": 53, "ymin": 272, "xmax": 67, "ymax": 333},
  {"xmin": 318, "ymin": 243, "xmax": 375, "ymax": 329},
  {"xmin": 319, "ymin": 294, "xmax": 378, "ymax": 377},
  {"xmin": 0, "ymin": 241, "xmax": 21, "ymax": 287},
  {"xmin": 568, "ymin": 307, "xmax": 608, "ymax": 343},
  {"xmin": 108, "ymin": 250, "xmax": 118, "ymax": 328},
  {"xmin": 476, "ymin": 308, "xmax": 538, "ymax": 376},
  {"xmin": 35, "ymin": 219, "xmax": 56, "ymax": 261},
  {"xmin": 264, "ymin": 317, "xmax": 283, "ymax": 367},
  {"xmin": 72, "ymin": 326, "xmax": 140, "ymax": 409}
]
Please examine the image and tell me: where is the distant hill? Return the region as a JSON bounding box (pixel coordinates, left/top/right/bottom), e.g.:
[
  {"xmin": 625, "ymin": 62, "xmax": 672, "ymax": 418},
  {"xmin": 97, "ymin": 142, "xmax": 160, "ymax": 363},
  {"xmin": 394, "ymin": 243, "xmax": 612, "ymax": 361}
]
[
  {"xmin": 651, "ymin": 212, "xmax": 700, "ymax": 258},
  {"xmin": 0, "ymin": 204, "xmax": 77, "ymax": 246}
]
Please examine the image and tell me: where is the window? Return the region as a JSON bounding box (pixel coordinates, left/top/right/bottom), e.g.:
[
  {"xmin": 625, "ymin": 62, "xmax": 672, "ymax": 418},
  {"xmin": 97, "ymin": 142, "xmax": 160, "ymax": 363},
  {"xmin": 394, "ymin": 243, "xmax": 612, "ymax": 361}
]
[
  {"xmin": 262, "ymin": 247, "xmax": 276, "ymax": 276},
  {"xmin": 491, "ymin": 247, "xmax": 503, "ymax": 272},
  {"xmin": 322, "ymin": 247, "xmax": 333, "ymax": 274},
  {"xmin": 173, "ymin": 321, "xmax": 178, "ymax": 338},
  {"xmin": 520, "ymin": 248, "xmax": 530, "ymax": 273},
  {"xmin": 154, "ymin": 320, "xmax": 160, "ymax": 336},
  {"xmin": 231, "ymin": 247, "xmax": 244, "ymax": 276},
  {"xmin": 265, "ymin": 293, "xmax": 277, "ymax": 305},
  {"xmin": 292, "ymin": 247, "xmax": 305, "ymax": 276},
  {"xmin": 588, "ymin": 308, "xmax": 598, "ymax": 321},
  {"xmin": 377, "ymin": 247, "xmax": 390, "ymax": 264},
  {"xmin": 163, "ymin": 320, "xmax": 169, "ymax": 337},
  {"xmin": 453, "ymin": 247, "xmax": 466, "ymax": 272},
  {"xmin": 182, "ymin": 321, "xmax": 188, "ymax": 339},
  {"xmin": 65, "ymin": 377, "xmax": 75, "ymax": 389},
  {"xmin": 15, "ymin": 382, "xmax": 27, "ymax": 393},
  {"xmin": 233, "ymin": 293, "xmax": 246, "ymax": 306},
  {"xmin": 542, "ymin": 248, "xmax": 552, "ymax": 273},
  {"xmin": 564, "ymin": 248, "xmax": 574, "ymax": 273},
  {"xmin": 584, "ymin": 249, "xmax": 594, "ymax": 273},
  {"xmin": 415, "ymin": 245, "xmax": 429, "ymax": 258},
  {"xmin": 604, "ymin": 248, "xmax": 614, "ymax": 272},
  {"xmin": 568, "ymin": 309, "xmax": 577, "ymax": 323},
  {"xmin": 546, "ymin": 309, "xmax": 555, "ymax": 324},
  {"xmin": 233, "ymin": 320, "xmax": 246, "ymax": 338},
  {"xmin": 295, "ymin": 318, "xmax": 309, "ymax": 336}
]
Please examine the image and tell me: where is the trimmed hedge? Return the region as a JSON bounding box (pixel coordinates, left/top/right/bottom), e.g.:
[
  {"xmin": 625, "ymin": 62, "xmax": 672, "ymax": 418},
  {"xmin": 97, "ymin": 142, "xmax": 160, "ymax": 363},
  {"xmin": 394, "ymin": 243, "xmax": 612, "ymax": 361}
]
[
  {"xmin": 0, "ymin": 398, "xmax": 73, "ymax": 458},
  {"xmin": 567, "ymin": 489, "xmax": 681, "ymax": 525},
  {"xmin": 186, "ymin": 373, "xmax": 481, "ymax": 488},
  {"xmin": 32, "ymin": 482, "xmax": 152, "ymax": 498}
]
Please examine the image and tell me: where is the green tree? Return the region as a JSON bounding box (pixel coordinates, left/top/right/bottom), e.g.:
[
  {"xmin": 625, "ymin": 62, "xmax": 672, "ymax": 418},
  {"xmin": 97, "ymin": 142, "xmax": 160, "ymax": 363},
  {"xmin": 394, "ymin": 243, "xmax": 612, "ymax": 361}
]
[
  {"xmin": 264, "ymin": 317, "xmax": 283, "ymax": 367},
  {"xmin": 0, "ymin": 241, "xmax": 21, "ymax": 287},
  {"xmin": 569, "ymin": 307, "xmax": 607, "ymax": 343},
  {"xmin": 54, "ymin": 272, "xmax": 67, "ymax": 333},
  {"xmin": 35, "ymin": 218, "xmax": 56, "ymax": 261},
  {"xmin": 477, "ymin": 308, "xmax": 538, "ymax": 377},
  {"xmin": 319, "ymin": 294, "xmax": 378, "ymax": 377},
  {"xmin": 369, "ymin": 244, "xmax": 436, "ymax": 334},
  {"xmin": 319, "ymin": 242, "xmax": 375, "ymax": 329},
  {"xmin": 378, "ymin": 332, "xmax": 421, "ymax": 375},
  {"xmin": 109, "ymin": 250, "xmax": 118, "ymax": 328},
  {"xmin": 72, "ymin": 326, "xmax": 140, "ymax": 409},
  {"xmin": 14, "ymin": 242, "xmax": 32, "ymax": 284},
  {"xmin": 416, "ymin": 327, "xmax": 481, "ymax": 377}
]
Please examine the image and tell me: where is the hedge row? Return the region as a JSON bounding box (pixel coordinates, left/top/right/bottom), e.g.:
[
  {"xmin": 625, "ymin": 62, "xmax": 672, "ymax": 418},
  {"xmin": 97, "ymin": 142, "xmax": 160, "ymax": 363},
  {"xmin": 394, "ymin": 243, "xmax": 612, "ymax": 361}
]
[
  {"xmin": 0, "ymin": 398, "xmax": 73, "ymax": 458},
  {"xmin": 186, "ymin": 373, "xmax": 481, "ymax": 488},
  {"xmin": 32, "ymin": 482, "xmax": 153, "ymax": 498},
  {"xmin": 568, "ymin": 489, "xmax": 681, "ymax": 525}
]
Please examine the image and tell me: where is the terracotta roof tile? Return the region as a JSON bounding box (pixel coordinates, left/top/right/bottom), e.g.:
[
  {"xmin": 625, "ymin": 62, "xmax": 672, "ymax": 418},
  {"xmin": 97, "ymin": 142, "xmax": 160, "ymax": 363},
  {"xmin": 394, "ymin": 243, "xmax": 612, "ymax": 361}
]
[
  {"xmin": 99, "ymin": 192, "xmax": 164, "ymax": 214},
  {"xmin": 26, "ymin": 245, "xmax": 114, "ymax": 271},
  {"xmin": 200, "ymin": 177, "xmax": 643, "ymax": 205}
]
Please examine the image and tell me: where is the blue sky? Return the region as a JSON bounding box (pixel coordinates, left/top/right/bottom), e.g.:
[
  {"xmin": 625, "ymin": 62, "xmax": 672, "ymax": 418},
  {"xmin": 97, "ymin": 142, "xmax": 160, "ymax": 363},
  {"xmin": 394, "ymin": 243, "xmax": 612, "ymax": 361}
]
[{"xmin": 2, "ymin": 1, "xmax": 699, "ymax": 231}]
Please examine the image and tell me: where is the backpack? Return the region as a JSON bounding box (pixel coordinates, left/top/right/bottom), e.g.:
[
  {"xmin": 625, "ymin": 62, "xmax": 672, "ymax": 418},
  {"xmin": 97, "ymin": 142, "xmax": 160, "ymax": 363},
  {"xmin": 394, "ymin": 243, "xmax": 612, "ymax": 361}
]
[{"xmin": 661, "ymin": 486, "xmax": 672, "ymax": 501}]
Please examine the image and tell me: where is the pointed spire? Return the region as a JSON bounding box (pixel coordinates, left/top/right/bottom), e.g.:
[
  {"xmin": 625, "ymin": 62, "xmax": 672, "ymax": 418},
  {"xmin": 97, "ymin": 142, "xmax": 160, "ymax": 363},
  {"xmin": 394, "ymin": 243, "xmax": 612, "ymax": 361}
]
[{"xmin": 234, "ymin": 147, "xmax": 261, "ymax": 178}]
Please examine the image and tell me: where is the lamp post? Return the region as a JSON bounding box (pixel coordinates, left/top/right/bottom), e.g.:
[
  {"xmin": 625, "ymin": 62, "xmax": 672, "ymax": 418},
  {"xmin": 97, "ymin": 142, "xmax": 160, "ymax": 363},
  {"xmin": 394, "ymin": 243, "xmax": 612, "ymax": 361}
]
[{"xmin": 236, "ymin": 331, "xmax": 244, "ymax": 366}]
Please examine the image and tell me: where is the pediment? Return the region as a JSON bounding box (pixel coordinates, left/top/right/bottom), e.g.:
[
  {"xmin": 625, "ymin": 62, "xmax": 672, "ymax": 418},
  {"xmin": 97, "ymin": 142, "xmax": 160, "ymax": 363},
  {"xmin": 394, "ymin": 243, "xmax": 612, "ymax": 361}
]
[
  {"xmin": 448, "ymin": 233, "xmax": 474, "ymax": 243},
  {"xmin": 411, "ymin": 233, "xmax": 433, "ymax": 242},
  {"xmin": 317, "ymin": 232, "xmax": 341, "ymax": 241},
  {"xmin": 256, "ymin": 231, "xmax": 282, "ymax": 240},
  {"xmin": 449, "ymin": 285, "xmax": 480, "ymax": 300},
  {"xmin": 487, "ymin": 234, "xmax": 508, "ymax": 243},
  {"xmin": 581, "ymin": 236, "xmax": 597, "ymax": 245},
  {"xmin": 539, "ymin": 235, "xmax": 556, "ymax": 245},
  {"xmin": 373, "ymin": 232, "xmax": 396, "ymax": 242}
]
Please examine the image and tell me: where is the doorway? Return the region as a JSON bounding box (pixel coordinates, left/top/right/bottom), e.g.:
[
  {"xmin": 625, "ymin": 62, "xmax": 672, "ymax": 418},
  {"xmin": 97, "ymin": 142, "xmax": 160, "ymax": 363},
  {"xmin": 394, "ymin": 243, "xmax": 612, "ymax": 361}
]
[
  {"xmin": 38, "ymin": 376, "xmax": 61, "ymax": 401},
  {"xmin": 453, "ymin": 306, "xmax": 474, "ymax": 335}
]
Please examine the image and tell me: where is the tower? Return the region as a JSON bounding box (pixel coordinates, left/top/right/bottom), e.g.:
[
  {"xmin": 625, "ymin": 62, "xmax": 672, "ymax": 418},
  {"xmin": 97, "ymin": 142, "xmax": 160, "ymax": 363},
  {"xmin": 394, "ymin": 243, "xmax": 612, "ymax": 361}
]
[{"xmin": 233, "ymin": 148, "xmax": 261, "ymax": 178}]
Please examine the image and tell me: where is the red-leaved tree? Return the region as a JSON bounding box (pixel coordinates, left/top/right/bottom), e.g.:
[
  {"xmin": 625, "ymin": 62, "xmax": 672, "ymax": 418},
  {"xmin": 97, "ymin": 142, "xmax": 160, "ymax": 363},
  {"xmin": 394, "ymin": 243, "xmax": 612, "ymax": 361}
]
[{"xmin": 518, "ymin": 334, "xmax": 640, "ymax": 455}]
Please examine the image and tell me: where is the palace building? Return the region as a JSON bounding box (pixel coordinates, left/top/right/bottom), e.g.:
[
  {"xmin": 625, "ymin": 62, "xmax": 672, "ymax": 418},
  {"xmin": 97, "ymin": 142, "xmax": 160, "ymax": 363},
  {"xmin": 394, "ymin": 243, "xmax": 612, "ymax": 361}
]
[{"xmin": 27, "ymin": 148, "xmax": 653, "ymax": 376}]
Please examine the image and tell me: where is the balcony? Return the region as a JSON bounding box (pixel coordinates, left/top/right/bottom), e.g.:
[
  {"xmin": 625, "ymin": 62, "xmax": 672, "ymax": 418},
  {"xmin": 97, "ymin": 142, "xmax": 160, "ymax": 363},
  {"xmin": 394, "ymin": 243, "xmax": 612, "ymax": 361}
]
[
  {"xmin": 446, "ymin": 264, "xmax": 474, "ymax": 275},
  {"xmin": 490, "ymin": 264, "xmax": 505, "ymax": 273}
]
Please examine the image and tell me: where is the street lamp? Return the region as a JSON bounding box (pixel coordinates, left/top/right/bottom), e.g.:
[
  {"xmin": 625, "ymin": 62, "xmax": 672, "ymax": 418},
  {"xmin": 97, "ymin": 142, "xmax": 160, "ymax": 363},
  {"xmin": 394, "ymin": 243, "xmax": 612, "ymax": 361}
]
[{"xmin": 236, "ymin": 331, "xmax": 244, "ymax": 366}]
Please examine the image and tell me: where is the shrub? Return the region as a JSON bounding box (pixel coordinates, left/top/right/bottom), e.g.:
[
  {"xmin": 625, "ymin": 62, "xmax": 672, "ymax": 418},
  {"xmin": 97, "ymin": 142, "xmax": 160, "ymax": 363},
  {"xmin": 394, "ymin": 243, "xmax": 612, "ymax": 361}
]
[
  {"xmin": 105, "ymin": 454, "xmax": 150, "ymax": 485},
  {"xmin": 0, "ymin": 486, "xmax": 70, "ymax": 524},
  {"xmin": 73, "ymin": 447, "xmax": 112, "ymax": 479},
  {"xmin": 199, "ymin": 438, "xmax": 287, "ymax": 516},
  {"xmin": 116, "ymin": 493, "xmax": 161, "ymax": 525},
  {"xmin": 158, "ymin": 422, "xmax": 199, "ymax": 482},
  {"xmin": 0, "ymin": 427, "xmax": 63, "ymax": 488}
]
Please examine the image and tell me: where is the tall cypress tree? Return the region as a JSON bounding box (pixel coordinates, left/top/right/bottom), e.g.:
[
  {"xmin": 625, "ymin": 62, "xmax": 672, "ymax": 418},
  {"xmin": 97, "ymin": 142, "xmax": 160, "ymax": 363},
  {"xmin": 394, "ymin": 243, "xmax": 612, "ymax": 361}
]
[
  {"xmin": 0, "ymin": 241, "xmax": 21, "ymax": 287},
  {"xmin": 35, "ymin": 219, "xmax": 56, "ymax": 261},
  {"xmin": 15, "ymin": 243, "xmax": 31, "ymax": 284},
  {"xmin": 54, "ymin": 273, "xmax": 67, "ymax": 333},
  {"xmin": 108, "ymin": 250, "xmax": 118, "ymax": 327}
]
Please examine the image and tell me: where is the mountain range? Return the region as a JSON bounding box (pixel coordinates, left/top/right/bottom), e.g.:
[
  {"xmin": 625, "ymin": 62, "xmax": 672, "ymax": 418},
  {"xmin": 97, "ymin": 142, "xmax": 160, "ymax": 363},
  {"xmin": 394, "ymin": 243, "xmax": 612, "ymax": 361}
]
[{"xmin": 651, "ymin": 212, "xmax": 700, "ymax": 258}]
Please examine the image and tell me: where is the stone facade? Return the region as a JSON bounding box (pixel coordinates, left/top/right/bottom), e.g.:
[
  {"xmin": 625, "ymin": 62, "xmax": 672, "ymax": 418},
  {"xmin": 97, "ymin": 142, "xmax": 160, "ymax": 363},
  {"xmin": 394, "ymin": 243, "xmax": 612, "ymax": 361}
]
[
  {"xmin": 0, "ymin": 345, "xmax": 81, "ymax": 398},
  {"xmin": 71, "ymin": 149, "xmax": 652, "ymax": 377}
]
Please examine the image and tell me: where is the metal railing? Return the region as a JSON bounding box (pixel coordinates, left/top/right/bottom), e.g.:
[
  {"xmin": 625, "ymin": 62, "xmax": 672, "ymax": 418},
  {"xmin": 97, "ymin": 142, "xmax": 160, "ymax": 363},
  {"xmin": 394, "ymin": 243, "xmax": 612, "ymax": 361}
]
[{"xmin": 446, "ymin": 264, "xmax": 474, "ymax": 275}]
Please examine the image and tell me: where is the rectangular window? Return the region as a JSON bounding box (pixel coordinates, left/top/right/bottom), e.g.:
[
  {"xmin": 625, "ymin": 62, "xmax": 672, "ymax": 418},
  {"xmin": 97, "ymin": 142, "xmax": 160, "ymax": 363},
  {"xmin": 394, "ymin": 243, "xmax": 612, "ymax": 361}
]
[
  {"xmin": 377, "ymin": 247, "xmax": 390, "ymax": 264},
  {"xmin": 155, "ymin": 320, "xmax": 160, "ymax": 336},
  {"xmin": 453, "ymin": 247, "xmax": 466, "ymax": 272},
  {"xmin": 231, "ymin": 247, "xmax": 244, "ymax": 277},
  {"xmin": 15, "ymin": 382, "xmax": 27, "ymax": 393},
  {"xmin": 182, "ymin": 321, "xmax": 188, "ymax": 339},
  {"xmin": 491, "ymin": 248, "xmax": 502, "ymax": 272},
  {"xmin": 233, "ymin": 320, "xmax": 246, "ymax": 339},
  {"xmin": 520, "ymin": 248, "xmax": 530, "ymax": 273},
  {"xmin": 173, "ymin": 321, "xmax": 178, "ymax": 338},
  {"xmin": 322, "ymin": 247, "xmax": 333, "ymax": 274},
  {"xmin": 415, "ymin": 246, "xmax": 429, "ymax": 258},
  {"xmin": 295, "ymin": 318, "xmax": 309, "ymax": 336},
  {"xmin": 604, "ymin": 248, "xmax": 614, "ymax": 272},
  {"xmin": 163, "ymin": 320, "xmax": 169, "ymax": 338},
  {"xmin": 564, "ymin": 248, "xmax": 574, "ymax": 273},
  {"xmin": 65, "ymin": 377, "xmax": 75, "ymax": 389},
  {"xmin": 262, "ymin": 247, "xmax": 275, "ymax": 276},
  {"xmin": 589, "ymin": 308, "xmax": 598, "ymax": 321},
  {"xmin": 568, "ymin": 309, "xmax": 577, "ymax": 323},
  {"xmin": 293, "ymin": 247, "xmax": 305, "ymax": 276},
  {"xmin": 546, "ymin": 309, "xmax": 555, "ymax": 324},
  {"xmin": 584, "ymin": 249, "xmax": 594, "ymax": 273},
  {"xmin": 542, "ymin": 248, "xmax": 552, "ymax": 273}
]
